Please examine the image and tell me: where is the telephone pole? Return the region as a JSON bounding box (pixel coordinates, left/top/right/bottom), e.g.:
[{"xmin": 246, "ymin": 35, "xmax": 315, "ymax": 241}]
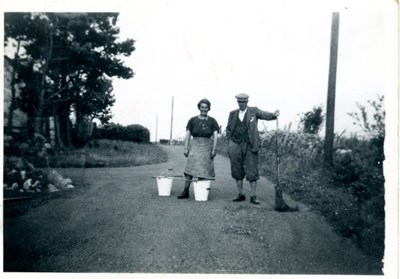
[
  {"xmin": 155, "ymin": 113, "xmax": 158, "ymax": 144},
  {"xmin": 170, "ymin": 96, "xmax": 174, "ymax": 144},
  {"xmin": 324, "ymin": 12, "xmax": 340, "ymax": 166}
]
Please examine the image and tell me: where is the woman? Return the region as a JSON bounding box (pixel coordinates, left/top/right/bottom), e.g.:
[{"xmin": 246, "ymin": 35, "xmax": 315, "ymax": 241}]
[{"xmin": 177, "ymin": 98, "xmax": 219, "ymax": 199}]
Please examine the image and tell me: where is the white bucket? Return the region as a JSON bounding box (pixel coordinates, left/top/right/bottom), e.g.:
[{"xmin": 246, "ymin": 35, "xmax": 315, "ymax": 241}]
[
  {"xmin": 156, "ymin": 177, "xmax": 173, "ymax": 196},
  {"xmin": 193, "ymin": 180, "xmax": 211, "ymax": 201}
]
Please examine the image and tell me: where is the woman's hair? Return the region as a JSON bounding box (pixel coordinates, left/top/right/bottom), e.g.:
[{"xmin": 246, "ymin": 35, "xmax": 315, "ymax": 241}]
[{"xmin": 197, "ymin": 98, "xmax": 211, "ymax": 110}]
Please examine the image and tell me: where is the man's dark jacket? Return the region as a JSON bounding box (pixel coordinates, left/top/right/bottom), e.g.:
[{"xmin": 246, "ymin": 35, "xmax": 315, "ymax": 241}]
[{"xmin": 226, "ymin": 106, "xmax": 276, "ymax": 153}]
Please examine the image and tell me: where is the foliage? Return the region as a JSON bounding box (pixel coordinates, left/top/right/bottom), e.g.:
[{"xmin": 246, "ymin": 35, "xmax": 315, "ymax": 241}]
[
  {"xmin": 47, "ymin": 139, "xmax": 167, "ymax": 168},
  {"xmin": 125, "ymin": 124, "xmax": 151, "ymax": 143},
  {"xmin": 348, "ymin": 95, "xmax": 385, "ymax": 139},
  {"xmin": 257, "ymin": 128, "xmax": 384, "ymax": 262},
  {"xmin": 253, "ymin": 96, "xmax": 385, "ymax": 263},
  {"xmin": 261, "ymin": 130, "xmax": 324, "ymax": 160},
  {"xmin": 332, "ymin": 137, "xmax": 384, "ymax": 195},
  {"xmin": 299, "ymin": 105, "xmax": 324, "ymax": 134},
  {"xmin": 4, "ymin": 12, "xmax": 135, "ymax": 147},
  {"xmin": 216, "ymin": 134, "xmax": 229, "ymax": 156},
  {"xmin": 93, "ymin": 123, "xmax": 150, "ymax": 143}
]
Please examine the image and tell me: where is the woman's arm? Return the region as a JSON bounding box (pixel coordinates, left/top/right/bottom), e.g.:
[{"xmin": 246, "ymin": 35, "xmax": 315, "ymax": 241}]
[
  {"xmin": 226, "ymin": 111, "xmax": 233, "ymax": 140},
  {"xmin": 211, "ymin": 130, "xmax": 218, "ymax": 158},
  {"xmin": 184, "ymin": 130, "xmax": 191, "ymax": 157}
]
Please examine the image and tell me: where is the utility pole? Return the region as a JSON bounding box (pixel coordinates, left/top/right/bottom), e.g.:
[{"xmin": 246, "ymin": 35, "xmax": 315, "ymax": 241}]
[
  {"xmin": 170, "ymin": 96, "xmax": 174, "ymax": 144},
  {"xmin": 324, "ymin": 12, "xmax": 340, "ymax": 166},
  {"xmin": 155, "ymin": 113, "xmax": 158, "ymax": 144}
]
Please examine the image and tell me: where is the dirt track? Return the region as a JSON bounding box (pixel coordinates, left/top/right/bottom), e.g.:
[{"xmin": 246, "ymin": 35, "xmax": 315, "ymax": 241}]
[{"xmin": 3, "ymin": 145, "xmax": 382, "ymax": 274}]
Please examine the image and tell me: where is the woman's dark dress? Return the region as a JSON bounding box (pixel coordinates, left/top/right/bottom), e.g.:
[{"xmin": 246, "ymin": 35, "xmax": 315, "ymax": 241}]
[{"xmin": 184, "ymin": 116, "xmax": 219, "ymax": 178}]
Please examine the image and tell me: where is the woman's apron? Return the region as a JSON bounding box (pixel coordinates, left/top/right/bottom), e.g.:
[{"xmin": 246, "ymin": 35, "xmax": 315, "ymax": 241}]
[{"xmin": 184, "ymin": 137, "xmax": 215, "ymax": 178}]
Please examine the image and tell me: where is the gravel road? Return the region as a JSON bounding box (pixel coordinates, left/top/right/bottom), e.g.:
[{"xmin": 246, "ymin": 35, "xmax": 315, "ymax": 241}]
[{"xmin": 3, "ymin": 145, "xmax": 382, "ymax": 274}]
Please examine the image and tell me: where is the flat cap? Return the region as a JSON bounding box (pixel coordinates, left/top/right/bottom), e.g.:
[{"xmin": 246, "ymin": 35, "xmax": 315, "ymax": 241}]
[{"xmin": 235, "ymin": 93, "xmax": 249, "ymax": 101}]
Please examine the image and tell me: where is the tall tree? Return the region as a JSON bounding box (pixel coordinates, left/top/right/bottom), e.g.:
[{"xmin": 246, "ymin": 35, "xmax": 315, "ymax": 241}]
[
  {"xmin": 4, "ymin": 13, "xmax": 33, "ymax": 134},
  {"xmin": 5, "ymin": 12, "xmax": 135, "ymax": 146}
]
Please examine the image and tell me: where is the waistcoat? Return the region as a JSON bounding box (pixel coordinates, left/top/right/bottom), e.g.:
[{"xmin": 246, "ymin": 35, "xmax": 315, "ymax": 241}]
[{"xmin": 231, "ymin": 112, "xmax": 250, "ymax": 143}]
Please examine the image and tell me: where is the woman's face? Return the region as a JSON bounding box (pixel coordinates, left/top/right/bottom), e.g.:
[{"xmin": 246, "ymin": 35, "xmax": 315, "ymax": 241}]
[{"xmin": 199, "ymin": 103, "xmax": 209, "ymax": 116}]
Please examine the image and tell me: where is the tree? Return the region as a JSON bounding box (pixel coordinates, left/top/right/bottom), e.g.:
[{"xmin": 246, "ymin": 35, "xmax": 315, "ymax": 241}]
[
  {"xmin": 4, "ymin": 13, "xmax": 34, "ymax": 134},
  {"xmin": 5, "ymin": 12, "xmax": 135, "ymax": 147},
  {"xmin": 348, "ymin": 95, "xmax": 385, "ymax": 139},
  {"xmin": 299, "ymin": 106, "xmax": 324, "ymax": 134}
]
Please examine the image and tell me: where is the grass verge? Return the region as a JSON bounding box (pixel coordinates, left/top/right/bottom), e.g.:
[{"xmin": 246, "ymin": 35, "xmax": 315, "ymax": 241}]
[{"xmin": 47, "ymin": 140, "xmax": 168, "ymax": 168}]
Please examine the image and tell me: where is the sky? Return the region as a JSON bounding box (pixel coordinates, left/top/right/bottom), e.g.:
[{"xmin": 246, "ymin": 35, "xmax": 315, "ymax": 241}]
[
  {"xmin": 1, "ymin": 0, "xmax": 397, "ymax": 143},
  {"xmin": 105, "ymin": 0, "xmax": 395, "ymax": 142}
]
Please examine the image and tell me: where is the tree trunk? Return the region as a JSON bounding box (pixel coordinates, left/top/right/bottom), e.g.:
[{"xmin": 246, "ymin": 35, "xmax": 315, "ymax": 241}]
[
  {"xmin": 34, "ymin": 21, "xmax": 54, "ymax": 135},
  {"xmin": 49, "ymin": 116, "xmax": 56, "ymax": 147},
  {"xmin": 75, "ymin": 109, "xmax": 89, "ymax": 146},
  {"xmin": 58, "ymin": 110, "xmax": 72, "ymax": 147},
  {"xmin": 54, "ymin": 115, "xmax": 62, "ymax": 149},
  {"xmin": 6, "ymin": 40, "xmax": 21, "ymax": 135}
]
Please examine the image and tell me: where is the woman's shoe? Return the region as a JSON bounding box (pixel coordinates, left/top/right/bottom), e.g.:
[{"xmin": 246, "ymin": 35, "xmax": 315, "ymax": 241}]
[
  {"xmin": 177, "ymin": 189, "xmax": 189, "ymax": 199},
  {"xmin": 232, "ymin": 194, "xmax": 246, "ymax": 202}
]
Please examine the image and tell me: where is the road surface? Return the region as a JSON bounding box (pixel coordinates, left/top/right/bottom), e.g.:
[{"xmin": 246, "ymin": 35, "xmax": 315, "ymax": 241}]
[{"xmin": 3, "ymin": 145, "xmax": 381, "ymax": 274}]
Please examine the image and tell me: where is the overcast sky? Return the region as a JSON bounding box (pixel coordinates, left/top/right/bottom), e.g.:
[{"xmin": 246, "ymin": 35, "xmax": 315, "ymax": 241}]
[
  {"xmin": 109, "ymin": 0, "xmax": 394, "ymax": 142},
  {"xmin": 1, "ymin": 0, "xmax": 397, "ymax": 143}
]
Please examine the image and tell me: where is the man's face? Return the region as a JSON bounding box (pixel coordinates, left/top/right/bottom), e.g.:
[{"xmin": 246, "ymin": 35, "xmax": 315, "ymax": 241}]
[{"xmin": 237, "ymin": 100, "xmax": 248, "ymax": 111}]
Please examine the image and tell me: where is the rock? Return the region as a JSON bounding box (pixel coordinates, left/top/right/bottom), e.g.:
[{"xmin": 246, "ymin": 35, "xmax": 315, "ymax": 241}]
[
  {"xmin": 23, "ymin": 179, "xmax": 33, "ymax": 190},
  {"xmin": 48, "ymin": 170, "xmax": 74, "ymax": 189},
  {"xmin": 26, "ymin": 162, "xmax": 35, "ymax": 171},
  {"xmin": 47, "ymin": 170, "xmax": 64, "ymax": 188},
  {"xmin": 61, "ymin": 178, "xmax": 73, "ymax": 188},
  {"xmin": 20, "ymin": 170, "xmax": 26, "ymax": 180},
  {"xmin": 48, "ymin": 184, "xmax": 60, "ymax": 192},
  {"xmin": 31, "ymin": 180, "xmax": 40, "ymax": 188},
  {"xmin": 4, "ymin": 170, "xmax": 21, "ymax": 186}
]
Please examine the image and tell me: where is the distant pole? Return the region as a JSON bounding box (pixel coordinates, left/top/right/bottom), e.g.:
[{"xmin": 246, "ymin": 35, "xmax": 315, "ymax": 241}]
[
  {"xmin": 170, "ymin": 96, "xmax": 174, "ymax": 144},
  {"xmin": 155, "ymin": 113, "xmax": 158, "ymax": 144},
  {"xmin": 324, "ymin": 12, "xmax": 340, "ymax": 166}
]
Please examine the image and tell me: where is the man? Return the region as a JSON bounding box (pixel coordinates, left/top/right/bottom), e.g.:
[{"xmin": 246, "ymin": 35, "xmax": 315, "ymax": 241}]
[{"xmin": 226, "ymin": 93, "xmax": 279, "ymax": 204}]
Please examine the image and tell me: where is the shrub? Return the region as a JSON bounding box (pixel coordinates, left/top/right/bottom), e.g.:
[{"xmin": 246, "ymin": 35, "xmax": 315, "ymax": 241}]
[
  {"xmin": 299, "ymin": 105, "xmax": 324, "ymax": 134},
  {"xmin": 258, "ymin": 128, "xmax": 384, "ymax": 262},
  {"xmin": 332, "ymin": 153, "xmax": 362, "ymax": 185},
  {"xmin": 125, "ymin": 124, "xmax": 150, "ymax": 143},
  {"xmin": 93, "ymin": 123, "xmax": 150, "ymax": 143}
]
